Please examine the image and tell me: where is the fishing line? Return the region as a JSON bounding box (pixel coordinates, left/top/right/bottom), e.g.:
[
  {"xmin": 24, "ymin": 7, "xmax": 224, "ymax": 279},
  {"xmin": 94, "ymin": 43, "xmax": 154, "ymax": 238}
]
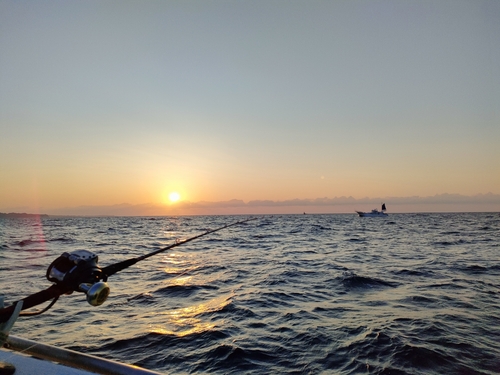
[
  {"xmin": 18, "ymin": 296, "xmax": 60, "ymax": 317},
  {"xmin": 0, "ymin": 217, "xmax": 257, "ymax": 322}
]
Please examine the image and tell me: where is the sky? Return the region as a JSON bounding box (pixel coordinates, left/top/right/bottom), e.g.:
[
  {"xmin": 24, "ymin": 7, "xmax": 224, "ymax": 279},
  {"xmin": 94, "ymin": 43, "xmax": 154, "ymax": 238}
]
[{"xmin": 1, "ymin": 0, "xmax": 499, "ymax": 215}]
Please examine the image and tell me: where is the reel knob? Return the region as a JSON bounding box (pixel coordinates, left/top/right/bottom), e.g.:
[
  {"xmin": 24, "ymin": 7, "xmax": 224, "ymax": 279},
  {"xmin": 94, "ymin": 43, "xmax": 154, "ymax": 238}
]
[{"xmin": 79, "ymin": 282, "xmax": 110, "ymax": 306}]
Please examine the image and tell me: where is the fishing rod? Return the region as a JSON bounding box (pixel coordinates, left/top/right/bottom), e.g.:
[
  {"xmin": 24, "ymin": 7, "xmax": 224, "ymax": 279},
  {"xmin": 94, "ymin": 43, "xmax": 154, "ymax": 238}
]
[{"xmin": 0, "ymin": 217, "xmax": 257, "ymax": 323}]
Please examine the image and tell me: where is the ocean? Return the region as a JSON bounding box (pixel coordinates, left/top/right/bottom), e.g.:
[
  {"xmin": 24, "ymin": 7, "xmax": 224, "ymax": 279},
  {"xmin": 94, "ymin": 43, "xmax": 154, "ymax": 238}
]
[{"xmin": 1, "ymin": 213, "xmax": 499, "ymax": 374}]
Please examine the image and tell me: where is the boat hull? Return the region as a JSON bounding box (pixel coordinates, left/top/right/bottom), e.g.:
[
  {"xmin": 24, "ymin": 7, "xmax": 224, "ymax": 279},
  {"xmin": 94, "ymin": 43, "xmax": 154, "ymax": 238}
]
[{"xmin": 356, "ymin": 211, "xmax": 388, "ymax": 217}]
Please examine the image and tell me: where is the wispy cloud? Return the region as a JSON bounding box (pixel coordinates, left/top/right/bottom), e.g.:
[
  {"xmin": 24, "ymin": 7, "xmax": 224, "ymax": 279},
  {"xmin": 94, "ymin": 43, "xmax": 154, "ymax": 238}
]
[{"xmin": 35, "ymin": 193, "xmax": 500, "ymax": 216}]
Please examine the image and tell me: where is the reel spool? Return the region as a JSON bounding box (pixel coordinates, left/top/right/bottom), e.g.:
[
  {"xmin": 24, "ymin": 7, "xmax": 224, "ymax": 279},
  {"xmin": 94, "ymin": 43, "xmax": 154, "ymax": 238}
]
[{"xmin": 46, "ymin": 250, "xmax": 110, "ymax": 306}]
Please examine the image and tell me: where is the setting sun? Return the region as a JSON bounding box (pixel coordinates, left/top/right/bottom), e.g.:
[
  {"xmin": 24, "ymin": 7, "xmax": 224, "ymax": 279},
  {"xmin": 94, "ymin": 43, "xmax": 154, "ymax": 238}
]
[{"xmin": 169, "ymin": 192, "xmax": 181, "ymax": 203}]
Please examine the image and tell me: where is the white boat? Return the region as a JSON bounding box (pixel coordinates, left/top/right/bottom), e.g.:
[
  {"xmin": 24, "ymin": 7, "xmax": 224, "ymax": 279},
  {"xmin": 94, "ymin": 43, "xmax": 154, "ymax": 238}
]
[{"xmin": 355, "ymin": 203, "xmax": 388, "ymax": 217}]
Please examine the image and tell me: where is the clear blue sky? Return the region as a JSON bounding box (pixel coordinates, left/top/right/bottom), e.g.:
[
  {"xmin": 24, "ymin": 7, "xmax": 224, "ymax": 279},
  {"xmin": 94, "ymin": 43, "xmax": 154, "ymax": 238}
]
[{"xmin": 1, "ymin": 0, "xmax": 499, "ymax": 215}]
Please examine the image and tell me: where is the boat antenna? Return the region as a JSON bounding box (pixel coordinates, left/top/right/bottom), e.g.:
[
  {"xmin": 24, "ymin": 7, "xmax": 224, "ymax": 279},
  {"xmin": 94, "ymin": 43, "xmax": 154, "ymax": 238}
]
[{"xmin": 0, "ymin": 217, "xmax": 257, "ymax": 322}]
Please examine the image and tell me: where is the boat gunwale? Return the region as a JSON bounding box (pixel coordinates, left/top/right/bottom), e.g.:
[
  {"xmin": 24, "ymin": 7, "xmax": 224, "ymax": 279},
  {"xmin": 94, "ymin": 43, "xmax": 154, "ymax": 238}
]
[{"xmin": 3, "ymin": 335, "xmax": 163, "ymax": 375}]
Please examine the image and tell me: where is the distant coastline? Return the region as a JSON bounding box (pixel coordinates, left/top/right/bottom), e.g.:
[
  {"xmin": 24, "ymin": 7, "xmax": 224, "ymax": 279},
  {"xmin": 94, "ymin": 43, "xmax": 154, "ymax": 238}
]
[{"xmin": 0, "ymin": 212, "xmax": 49, "ymax": 218}]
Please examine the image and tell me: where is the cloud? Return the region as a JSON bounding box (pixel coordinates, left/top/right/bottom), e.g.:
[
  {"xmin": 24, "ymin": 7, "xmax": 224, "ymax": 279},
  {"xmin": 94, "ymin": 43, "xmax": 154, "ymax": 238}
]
[{"xmin": 35, "ymin": 193, "xmax": 500, "ymax": 216}]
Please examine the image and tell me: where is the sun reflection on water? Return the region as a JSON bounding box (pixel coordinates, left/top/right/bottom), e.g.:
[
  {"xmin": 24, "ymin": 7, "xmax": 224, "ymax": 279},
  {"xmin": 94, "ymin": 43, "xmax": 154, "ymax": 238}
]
[
  {"xmin": 149, "ymin": 294, "xmax": 232, "ymax": 337},
  {"xmin": 168, "ymin": 275, "xmax": 192, "ymax": 286},
  {"xmin": 161, "ymin": 252, "xmax": 188, "ymax": 265},
  {"xmin": 160, "ymin": 251, "xmax": 196, "ymax": 275}
]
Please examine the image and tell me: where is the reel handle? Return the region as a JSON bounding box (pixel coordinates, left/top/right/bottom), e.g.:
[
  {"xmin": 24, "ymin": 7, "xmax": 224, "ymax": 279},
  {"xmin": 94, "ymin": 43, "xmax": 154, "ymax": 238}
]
[{"xmin": 79, "ymin": 282, "xmax": 110, "ymax": 306}]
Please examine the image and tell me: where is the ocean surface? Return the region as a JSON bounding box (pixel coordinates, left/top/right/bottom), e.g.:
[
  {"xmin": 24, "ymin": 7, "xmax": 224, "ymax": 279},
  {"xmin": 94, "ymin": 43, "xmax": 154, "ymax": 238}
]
[{"xmin": 1, "ymin": 213, "xmax": 499, "ymax": 374}]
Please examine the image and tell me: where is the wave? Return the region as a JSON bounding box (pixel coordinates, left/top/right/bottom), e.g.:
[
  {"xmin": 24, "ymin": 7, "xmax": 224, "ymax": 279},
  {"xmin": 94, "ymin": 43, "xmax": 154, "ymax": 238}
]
[
  {"xmin": 16, "ymin": 237, "xmax": 74, "ymax": 247},
  {"xmin": 340, "ymin": 272, "xmax": 399, "ymax": 290},
  {"xmin": 154, "ymin": 284, "xmax": 216, "ymax": 298},
  {"xmin": 394, "ymin": 268, "xmax": 428, "ymax": 277},
  {"xmin": 17, "ymin": 239, "xmax": 45, "ymax": 246}
]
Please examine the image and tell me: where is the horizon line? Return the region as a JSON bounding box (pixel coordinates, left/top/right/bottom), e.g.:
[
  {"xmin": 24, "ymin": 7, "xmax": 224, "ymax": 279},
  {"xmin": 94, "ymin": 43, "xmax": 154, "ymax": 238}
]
[
  {"xmin": 2, "ymin": 211, "xmax": 499, "ymax": 219},
  {"xmin": 3, "ymin": 193, "xmax": 499, "ymax": 217}
]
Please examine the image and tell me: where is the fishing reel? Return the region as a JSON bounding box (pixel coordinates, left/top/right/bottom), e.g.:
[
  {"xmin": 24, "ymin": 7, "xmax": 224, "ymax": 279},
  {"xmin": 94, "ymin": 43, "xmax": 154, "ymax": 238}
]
[{"xmin": 46, "ymin": 250, "xmax": 110, "ymax": 306}]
